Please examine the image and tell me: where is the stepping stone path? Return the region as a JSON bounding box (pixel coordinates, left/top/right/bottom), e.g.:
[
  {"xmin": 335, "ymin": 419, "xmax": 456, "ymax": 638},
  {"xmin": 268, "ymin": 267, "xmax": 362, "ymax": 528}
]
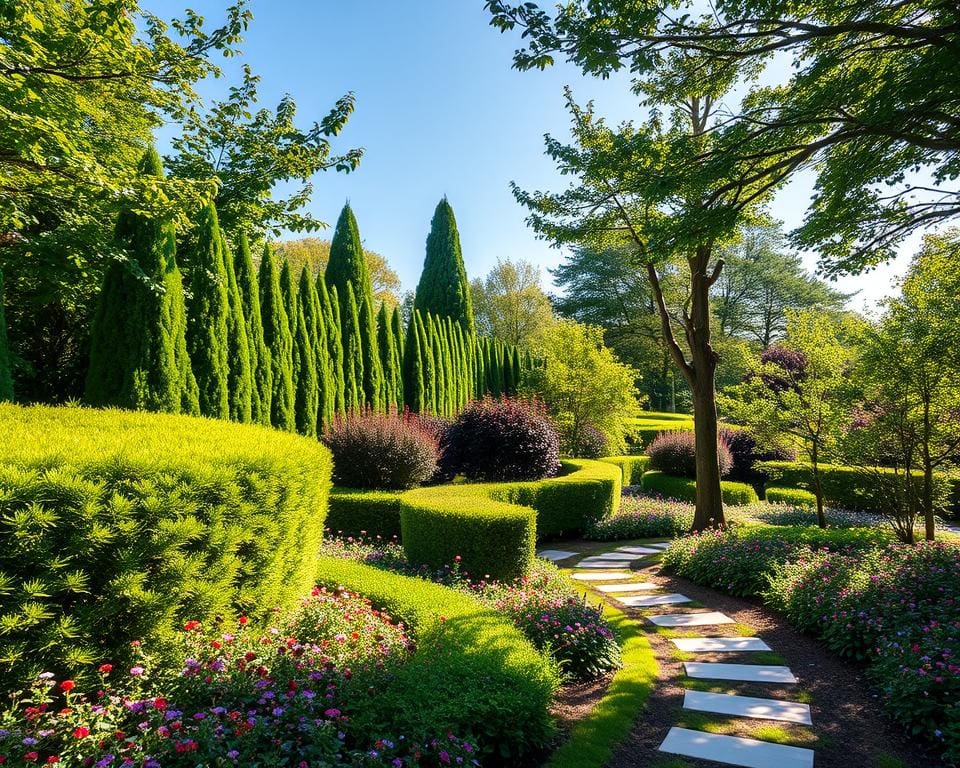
[
  {"xmin": 536, "ymin": 549, "xmax": 579, "ymax": 562},
  {"xmin": 566, "ymin": 541, "xmax": 816, "ymax": 768}
]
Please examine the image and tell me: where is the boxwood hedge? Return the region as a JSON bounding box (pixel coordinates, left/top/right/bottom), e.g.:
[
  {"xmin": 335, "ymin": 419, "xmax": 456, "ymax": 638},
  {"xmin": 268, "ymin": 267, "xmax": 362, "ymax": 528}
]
[
  {"xmin": 598, "ymin": 455, "xmax": 650, "ymax": 485},
  {"xmin": 314, "ymin": 556, "xmax": 559, "ymax": 762},
  {"xmin": 0, "ymin": 404, "xmax": 331, "ymax": 693},
  {"xmin": 639, "ymin": 470, "xmax": 759, "ymax": 506}
]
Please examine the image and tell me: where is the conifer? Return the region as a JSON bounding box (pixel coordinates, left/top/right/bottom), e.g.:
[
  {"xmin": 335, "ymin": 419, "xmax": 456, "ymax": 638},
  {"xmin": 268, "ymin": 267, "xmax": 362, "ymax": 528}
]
[
  {"xmin": 342, "ymin": 282, "xmax": 364, "ymax": 412},
  {"xmin": 258, "ymin": 244, "xmax": 295, "ymax": 430},
  {"xmin": 293, "ymin": 267, "xmax": 319, "ymax": 437},
  {"xmin": 220, "ymin": 233, "xmax": 252, "ymax": 422},
  {"xmin": 234, "ymin": 232, "xmax": 271, "ymax": 424},
  {"xmin": 391, "ymin": 305, "xmax": 405, "ymax": 407},
  {"xmin": 86, "ymin": 147, "xmax": 198, "ymax": 414},
  {"xmin": 377, "ymin": 303, "xmax": 400, "ymax": 412},
  {"xmin": 318, "ymin": 279, "xmax": 346, "ymax": 415},
  {"xmin": 402, "ymin": 309, "xmax": 425, "ymax": 413}
]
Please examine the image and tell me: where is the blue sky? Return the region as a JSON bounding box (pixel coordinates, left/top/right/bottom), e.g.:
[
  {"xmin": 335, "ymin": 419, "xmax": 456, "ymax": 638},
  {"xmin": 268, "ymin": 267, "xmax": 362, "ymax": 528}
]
[{"xmin": 151, "ymin": 0, "xmax": 909, "ymax": 312}]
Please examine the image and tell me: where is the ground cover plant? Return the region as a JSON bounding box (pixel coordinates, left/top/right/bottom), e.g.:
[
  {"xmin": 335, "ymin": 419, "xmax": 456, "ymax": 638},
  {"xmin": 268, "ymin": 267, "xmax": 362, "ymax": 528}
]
[
  {"xmin": 320, "ymin": 534, "xmax": 621, "ymax": 682},
  {"xmin": 0, "ymin": 588, "xmax": 479, "ymax": 767}
]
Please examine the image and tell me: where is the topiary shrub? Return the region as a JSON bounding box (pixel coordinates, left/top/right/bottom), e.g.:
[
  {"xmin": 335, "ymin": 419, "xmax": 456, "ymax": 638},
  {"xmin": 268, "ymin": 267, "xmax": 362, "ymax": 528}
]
[
  {"xmin": 765, "ymin": 486, "xmax": 817, "ymax": 507},
  {"xmin": 324, "ymin": 411, "xmax": 438, "ymax": 490},
  {"xmin": 646, "ymin": 430, "xmax": 732, "ymax": 478},
  {"xmin": 640, "ymin": 470, "xmax": 759, "ymax": 506},
  {"xmin": 326, "ymin": 489, "xmax": 404, "ymax": 538},
  {"xmin": 0, "ymin": 404, "xmax": 331, "ymax": 694},
  {"xmin": 718, "ymin": 426, "xmax": 797, "ymax": 485},
  {"xmin": 445, "ymin": 397, "xmax": 561, "ymax": 481},
  {"xmin": 599, "ymin": 455, "xmax": 650, "ymax": 486}
]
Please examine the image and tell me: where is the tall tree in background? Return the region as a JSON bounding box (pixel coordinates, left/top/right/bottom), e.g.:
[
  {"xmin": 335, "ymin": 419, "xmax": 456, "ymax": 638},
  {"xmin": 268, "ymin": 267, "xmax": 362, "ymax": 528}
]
[
  {"xmin": 184, "ymin": 202, "xmax": 230, "ymax": 419},
  {"xmin": 325, "ymin": 204, "xmax": 382, "ymax": 409},
  {"xmin": 391, "ymin": 305, "xmax": 405, "ymax": 407},
  {"xmin": 234, "ymin": 232, "xmax": 270, "ymax": 424},
  {"xmin": 0, "ymin": 268, "xmax": 13, "ymax": 402},
  {"xmin": 403, "ymin": 309, "xmax": 426, "ymax": 413},
  {"xmin": 301, "ymin": 268, "xmax": 334, "ymax": 432},
  {"xmin": 293, "ymin": 267, "xmax": 319, "ymax": 437},
  {"xmin": 341, "ymin": 283, "xmax": 364, "ymax": 412},
  {"xmin": 258, "ymin": 244, "xmax": 294, "ymax": 430},
  {"xmin": 414, "ymin": 198, "xmax": 475, "ymax": 336},
  {"xmin": 472, "ymin": 258, "xmax": 553, "ymax": 346},
  {"xmin": 276, "ymin": 237, "xmax": 402, "ymax": 308},
  {"xmin": 220, "ymin": 232, "xmax": 253, "ymax": 423},
  {"xmin": 85, "ymin": 148, "xmax": 198, "ymax": 415},
  {"xmin": 377, "ymin": 303, "xmax": 400, "ymax": 412},
  {"xmin": 318, "ymin": 279, "xmax": 345, "ymax": 414}
]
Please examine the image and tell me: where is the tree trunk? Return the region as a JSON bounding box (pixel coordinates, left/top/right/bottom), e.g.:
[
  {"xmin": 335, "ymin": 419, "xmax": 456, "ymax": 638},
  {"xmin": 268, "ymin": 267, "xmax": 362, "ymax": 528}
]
[
  {"xmin": 811, "ymin": 442, "xmax": 827, "ymax": 529},
  {"xmin": 922, "ymin": 397, "xmax": 935, "ymax": 541}
]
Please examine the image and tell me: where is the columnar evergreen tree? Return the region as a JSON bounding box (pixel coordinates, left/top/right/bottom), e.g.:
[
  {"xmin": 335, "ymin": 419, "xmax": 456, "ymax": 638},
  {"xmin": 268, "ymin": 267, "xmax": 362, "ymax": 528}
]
[
  {"xmin": 503, "ymin": 345, "xmax": 516, "ymax": 395},
  {"xmin": 377, "ymin": 302, "xmax": 401, "ymax": 412},
  {"xmin": 418, "ymin": 311, "xmax": 437, "ymax": 414},
  {"xmin": 0, "ymin": 268, "xmax": 13, "ymax": 402},
  {"xmin": 413, "ymin": 198, "xmax": 475, "ymax": 335},
  {"xmin": 258, "ymin": 244, "xmax": 295, "ymax": 430},
  {"xmin": 85, "ymin": 148, "xmax": 198, "ymax": 414},
  {"xmin": 342, "ymin": 282, "xmax": 364, "ymax": 412},
  {"xmin": 512, "ymin": 347, "xmax": 522, "ymax": 395},
  {"xmin": 293, "ymin": 267, "xmax": 319, "ymax": 437},
  {"xmin": 325, "ymin": 203, "xmax": 383, "ymax": 409},
  {"xmin": 280, "ymin": 258, "xmax": 297, "ymax": 332},
  {"xmin": 184, "ymin": 201, "xmax": 230, "ymax": 419},
  {"xmin": 220, "ymin": 233, "xmax": 252, "ymax": 423},
  {"xmin": 318, "ymin": 279, "xmax": 345, "ymax": 415},
  {"xmin": 234, "ymin": 232, "xmax": 271, "ymax": 425},
  {"xmin": 403, "ymin": 309, "xmax": 426, "ymax": 413},
  {"xmin": 428, "ymin": 315, "xmax": 447, "ymax": 415},
  {"xmin": 391, "ymin": 305, "xmax": 405, "ymax": 406},
  {"xmin": 302, "ymin": 269, "xmax": 334, "ymax": 432},
  {"xmin": 474, "ymin": 337, "xmax": 485, "ymax": 398}
]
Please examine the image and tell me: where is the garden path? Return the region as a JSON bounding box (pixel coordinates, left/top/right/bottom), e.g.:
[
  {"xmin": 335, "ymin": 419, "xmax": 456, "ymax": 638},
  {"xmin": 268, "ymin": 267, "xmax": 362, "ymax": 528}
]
[{"xmin": 540, "ymin": 543, "xmax": 817, "ymax": 768}]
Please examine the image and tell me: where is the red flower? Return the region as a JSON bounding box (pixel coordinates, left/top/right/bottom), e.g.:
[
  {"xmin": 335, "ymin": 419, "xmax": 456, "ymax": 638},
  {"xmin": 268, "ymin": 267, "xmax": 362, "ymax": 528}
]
[
  {"xmin": 46, "ymin": 759, "xmax": 60, "ymax": 765},
  {"xmin": 153, "ymin": 697, "xmax": 167, "ymax": 710},
  {"xmin": 59, "ymin": 680, "xmax": 75, "ymax": 692},
  {"xmin": 183, "ymin": 620, "xmax": 201, "ymax": 632},
  {"xmin": 98, "ymin": 664, "xmax": 113, "ymax": 674},
  {"xmin": 72, "ymin": 726, "xmax": 90, "ymax": 739},
  {"xmin": 24, "ymin": 753, "xmax": 38, "ymax": 762},
  {"xmin": 238, "ymin": 616, "xmax": 249, "ymax": 625}
]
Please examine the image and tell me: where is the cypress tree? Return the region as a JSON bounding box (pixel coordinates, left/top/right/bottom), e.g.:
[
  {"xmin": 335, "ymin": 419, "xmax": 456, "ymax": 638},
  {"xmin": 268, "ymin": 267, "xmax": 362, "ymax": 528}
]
[
  {"xmin": 453, "ymin": 322, "xmax": 468, "ymax": 410},
  {"xmin": 293, "ymin": 267, "xmax": 320, "ymax": 437},
  {"xmin": 318, "ymin": 279, "xmax": 345, "ymax": 415},
  {"xmin": 258, "ymin": 244, "xmax": 295, "ymax": 430},
  {"xmin": 325, "ymin": 203, "xmax": 382, "ymax": 410},
  {"xmin": 417, "ymin": 311, "xmax": 436, "ymax": 413},
  {"xmin": 474, "ymin": 337, "xmax": 485, "ymax": 399},
  {"xmin": 0, "ymin": 268, "xmax": 13, "ymax": 402},
  {"xmin": 303, "ymin": 270, "xmax": 334, "ymax": 433},
  {"xmin": 234, "ymin": 232, "xmax": 271, "ymax": 425},
  {"xmin": 391, "ymin": 305, "xmax": 405, "ymax": 407},
  {"xmin": 512, "ymin": 345, "xmax": 523, "ymax": 394},
  {"xmin": 342, "ymin": 282, "xmax": 364, "ymax": 412},
  {"xmin": 402, "ymin": 309, "xmax": 425, "ymax": 413},
  {"xmin": 440, "ymin": 318, "xmax": 454, "ymax": 416},
  {"xmin": 377, "ymin": 302, "xmax": 400, "ymax": 413},
  {"xmin": 427, "ymin": 314, "xmax": 445, "ymax": 415},
  {"xmin": 220, "ymin": 233, "xmax": 252, "ymax": 423},
  {"xmin": 503, "ymin": 345, "xmax": 514, "ymax": 395},
  {"xmin": 185, "ymin": 202, "xmax": 230, "ymax": 419},
  {"xmin": 280, "ymin": 258, "xmax": 297, "ymax": 332},
  {"xmin": 413, "ymin": 198, "xmax": 475, "ymax": 335},
  {"xmin": 86, "ymin": 147, "xmax": 198, "ymax": 414}
]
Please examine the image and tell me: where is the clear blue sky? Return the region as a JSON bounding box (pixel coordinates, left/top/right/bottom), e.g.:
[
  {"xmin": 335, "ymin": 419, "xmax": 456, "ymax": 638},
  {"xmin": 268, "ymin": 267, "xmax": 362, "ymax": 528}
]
[{"xmin": 151, "ymin": 0, "xmax": 908, "ymax": 311}]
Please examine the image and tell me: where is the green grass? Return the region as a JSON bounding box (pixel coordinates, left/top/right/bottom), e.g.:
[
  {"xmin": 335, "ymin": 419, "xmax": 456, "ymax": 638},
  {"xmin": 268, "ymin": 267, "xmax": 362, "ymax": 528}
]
[
  {"xmin": 546, "ymin": 580, "xmax": 659, "ymax": 768},
  {"xmin": 675, "ymin": 713, "xmax": 816, "ymax": 747}
]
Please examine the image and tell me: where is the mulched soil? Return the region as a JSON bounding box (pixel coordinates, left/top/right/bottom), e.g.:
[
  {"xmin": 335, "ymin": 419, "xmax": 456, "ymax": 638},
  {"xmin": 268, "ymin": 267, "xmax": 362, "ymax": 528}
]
[
  {"xmin": 603, "ymin": 560, "xmax": 946, "ymax": 768},
  {"xmin": 551, "ymin": 672, "xmax": 614, "ymax": 733}
]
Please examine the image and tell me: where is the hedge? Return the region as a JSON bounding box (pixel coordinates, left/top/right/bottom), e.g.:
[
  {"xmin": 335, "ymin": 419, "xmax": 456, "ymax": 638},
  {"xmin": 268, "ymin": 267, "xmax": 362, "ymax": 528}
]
[
  {"xmin": 765, "ymin": 486, "xmax": 817, "ymax": 507},
  {"xmin": 0, "ymin": 404, "xmax": 332, "ymax": 693},
  {"xmin": 314, "ymin": 557, "xmax": 558, "ymax": 760},
  {"xmin": 639, "ymin": 470, "xmax": 759, "ymax": 506},
  {"xmin": 758, "ymin": 460, "xmax": 951, "ymax": 515},
  {"xmin": 326, "ymin": 488, "xmax": 404, "ymax": 538},
  {"xmin": 331, "ymin": 460, "xmax": 621, "ymax": 581},
  {"xmin": 599, "ymin": 455, "xmax": 650, "ymax": 486},
  {"xmin": 625, "ymin": 420, "xmax": 693, "ymax": 452}
]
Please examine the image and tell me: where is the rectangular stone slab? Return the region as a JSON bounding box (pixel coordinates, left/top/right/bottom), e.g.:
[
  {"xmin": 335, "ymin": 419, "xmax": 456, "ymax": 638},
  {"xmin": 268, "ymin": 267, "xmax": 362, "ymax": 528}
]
[
  {"xmin": 684, "ymin": 663, "xmax": 797, "ymax": 684},
  {"xmin": 571, "ymin": 571, "xmax": 631, "ymax": 581},
  {"xmin": 536, "ymin": 549, "xmax": 578, "ymax": 561},
  {"xmin": 618, "ymin": 593, "xmax": 692, "ymax": 607},
  {"xmin": 595, "ymin": 582, "xmax": 659, "ymax": 593},
  {"xmin": 648, "ymin": 611, "xmax": 734, "ymax": 627},
  {"xmin": 684, "ymin": 690, "xmax": 812, "ymax": 725},
  {"xmin": 575, "ymin": 559, "xmax": 636, "ymax": 568},
  {"xmin": 614, "ymin": 546, "xmax": 660, "ymax": 555},
  {"xmin": 672, "ymin": 637, "xmax": 772, "ymax": 652},
  {"xmin": 659, "ymin": 728, "xmax": 814, "ymax": 768},
  {"xmin": 647, "ymin": 542, "xmax": 670, "ymax": 549},
  {"xmin": 580, "ymin": 551, "xmax": 639, "ymax": 561}
]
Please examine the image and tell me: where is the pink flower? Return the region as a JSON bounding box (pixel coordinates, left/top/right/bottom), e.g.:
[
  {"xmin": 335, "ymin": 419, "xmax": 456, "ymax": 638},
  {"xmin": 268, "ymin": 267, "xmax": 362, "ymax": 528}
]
[{"xmin": 129, "ymin": 666, "xmax": 145, "ymax": 677}]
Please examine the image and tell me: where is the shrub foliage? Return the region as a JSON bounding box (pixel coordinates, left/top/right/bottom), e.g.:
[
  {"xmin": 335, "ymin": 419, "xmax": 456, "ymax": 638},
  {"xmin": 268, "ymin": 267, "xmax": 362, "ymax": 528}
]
[{"xmin": 646, "ymin": 430, "xmax": 732, "ymax": 479}]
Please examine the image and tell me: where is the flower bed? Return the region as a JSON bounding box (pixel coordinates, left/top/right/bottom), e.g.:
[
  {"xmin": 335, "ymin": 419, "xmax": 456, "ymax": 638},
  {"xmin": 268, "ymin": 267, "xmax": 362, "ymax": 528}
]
[
  {"xmin": 0, "ymin": 588, "xmax": 477, "ymax": 767},
  {"xmin": 586, "ymin": 495, "xmax": 693, "ymax": 540}
]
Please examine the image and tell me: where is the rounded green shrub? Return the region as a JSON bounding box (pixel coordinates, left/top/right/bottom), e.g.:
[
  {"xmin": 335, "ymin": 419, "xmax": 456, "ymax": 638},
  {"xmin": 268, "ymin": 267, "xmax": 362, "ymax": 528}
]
[
  {"xmin": 640, "ymin": 470, "xmax": 759, "ymax": 506},
  {"xmin": 0, "ymin": 404, "xmax": 331, "ymax": 693},
  {"xmin": 766, "ymin": 486, "xmax": 817, "ymax": 507},
  {"xmin": 326, "ymin": 488, "xmax": 404, "ymax": 538}
]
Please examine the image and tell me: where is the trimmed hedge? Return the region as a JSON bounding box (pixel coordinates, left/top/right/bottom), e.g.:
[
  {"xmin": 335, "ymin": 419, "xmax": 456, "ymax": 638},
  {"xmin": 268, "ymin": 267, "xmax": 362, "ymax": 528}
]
[
  {"xmin": 599, "ymin": 455, "xmax": 650, "ymax": 485},
  {"xmin": 758, "ymin": 460, "xmax": 951, "ymax": 515},
  {"xmin": 765, "ymin": 486, "xmax": 817, "ymax": 507},
  {"xmin": 330, "ymin": 460, "xmax": 621, "ymax": 581},
  {"xmin": 314, "ymin": 557, "xmax": 559, "ymax": 760},
  {"xmin": 0, "ymin": 404, "xmax": 332, "ymax": 693},
  {"xmin": 326, "ymin": 488, "xmax": 404, "ymax": 538},
  {"xmin": 640, "ymin": 470, "xmax": 759, "ymax": 506}
]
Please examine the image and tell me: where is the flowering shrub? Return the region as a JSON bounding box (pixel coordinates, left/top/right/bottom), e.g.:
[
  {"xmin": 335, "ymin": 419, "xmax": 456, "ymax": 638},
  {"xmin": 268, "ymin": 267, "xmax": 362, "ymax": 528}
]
[
  {"xmin": 0, "ymin": 591, "xmax": 480, "ymax": 768},
  {"xmin": 763, "ymin": 542, "xmax": 960, "ymax": 761},
  {"xmin": 444, "ymin": 397, "xmax": 561, "ymax": 481},
  {"xmin": 324, "ymin": 411, "xmax": 439, "ymax": 490},
  {"xmin": 564, "ymin": 422, "xmax": 609, "ymax": 459},
  {"xmin": 718, "ymin": 426, "xmax": 796, "ymax": 484},
  {"xmin": 586, "ymin": 496, "xmax": 693, "ymax": 540},
  {"xmin": 646, "ymin": 430, "xmax": 732, "ymax": 479}
]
